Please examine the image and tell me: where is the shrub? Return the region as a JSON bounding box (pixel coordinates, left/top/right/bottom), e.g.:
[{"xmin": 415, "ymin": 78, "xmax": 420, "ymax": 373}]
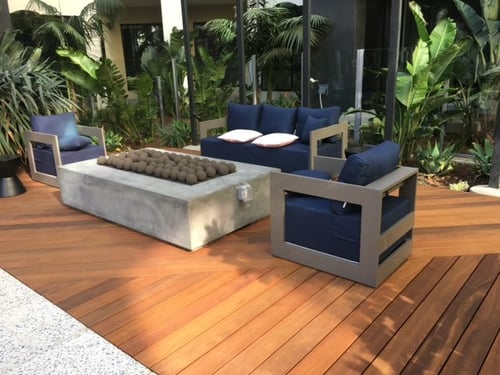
[
  {"xmin": 159, "ymin": 120, "xmax": 192, "ymax": 148},
  {"xmin": 469, "ymin": 138, "xmax": 493, "ymax": 176},
  {"xmin": 416, "ymin": 141, "xmax": 457, "ymax": 175}
]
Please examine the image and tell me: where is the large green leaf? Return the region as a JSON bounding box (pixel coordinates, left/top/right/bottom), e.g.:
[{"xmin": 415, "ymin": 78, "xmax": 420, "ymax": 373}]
[
  {"xmin": 396, "ymin": 70, "xmax": 429, "ymax": 108},
  {"xmin": 453, "ymin": 0, "xmax": 489, "ymax": 50},
  {"xmin": 429, "ymin": 18, "xmax": 456, "ymax": 59},
  {"xmin": 410, "ymin": 39, "xmax": 430, "ymax": 76},
  {"xmin": 409, "ymin": 1, "xmax": 430, "ymax": 43},
  {"xmin": 57, "ymin": 48, "xmax": 99, "ymax": 79}
]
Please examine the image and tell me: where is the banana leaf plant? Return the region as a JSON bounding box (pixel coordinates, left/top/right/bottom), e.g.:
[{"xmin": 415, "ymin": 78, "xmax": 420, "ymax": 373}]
[
  {"xmin": 393, "ymin": 1, "xmax": 472, "ymax": 163},
  {"xmin": 191, "ymin": 46, "xmax": 234, "ymax": 121},
  {"xmin": 57, "ymin": 48, "xmax": 150, "ymax": 145},
  {"xmin": 453, "ymin": 0, "xmax": 499, "ymax": 188}
]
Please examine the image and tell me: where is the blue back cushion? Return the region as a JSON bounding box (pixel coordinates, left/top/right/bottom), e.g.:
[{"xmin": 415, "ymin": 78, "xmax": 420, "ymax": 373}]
[
  {"xmin": 258, "ymin": 104, "xmax": 297, "ymax": 134},
  {"xmin": 338, "ymin": 141, "xmax": 400, "ymax": 185},
  {"xmin": 300, "ymin": 116, "xmax": 328, "ymax": 143},
  {"xmin": 30, "ymin": 112, "xmax": 90, "ymax": 151},
  {"xmin": 296, "ymin": 106, "xmax": 341, "ymax": 138},
  {"xmin": 227, "ymin": 103, "xmax": 262, "ymax": 131},
  {"xmin": 332, "ymin": 141, "xmax": 400, "ymax": 215}
]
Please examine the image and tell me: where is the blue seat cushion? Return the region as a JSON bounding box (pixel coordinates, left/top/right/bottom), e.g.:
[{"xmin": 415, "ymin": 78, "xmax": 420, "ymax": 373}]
[
  {"xmin": 296, "ymin": 106, "xmax": 341, "ymax": 139},
  {"xmin": 30, "ymin": 112, "xmax": 90, "ymax": 151},
  {"xmin": 300, "ymin": 116, "xmax": 329, "ymax": 143},
  {"xmin": 258, "ymin": 104, "xmax": 297, "ymax": 135},
  {"xmin": 285, "ymin": 194, "xmax": 411, "ymax": 261},
  {"xmin": 33, "ymin": 145, "xmax": 105, "ymax": 176},
  {"xmin": 245, "ymin": 142, "xmax": 309, "ymax": 172},
  {"xmin": 227, "ymin": 103, "xmax": 262, "ymax": 131},
  {"xmin": 200, "ymin": 137, "xmax": 252, "ymax": 163}
]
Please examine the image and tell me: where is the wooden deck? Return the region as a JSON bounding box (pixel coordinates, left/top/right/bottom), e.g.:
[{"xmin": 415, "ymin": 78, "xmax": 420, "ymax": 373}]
[{"xmin": 1, "ymin": 172, "xmax": 499, "ymax": 374}]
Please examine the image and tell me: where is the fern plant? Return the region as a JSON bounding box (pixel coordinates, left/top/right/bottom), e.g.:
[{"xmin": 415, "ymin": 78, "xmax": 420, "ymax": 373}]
[{"xmin": 416, "ymin": 141, "xmax": 457, "ymax": 176}]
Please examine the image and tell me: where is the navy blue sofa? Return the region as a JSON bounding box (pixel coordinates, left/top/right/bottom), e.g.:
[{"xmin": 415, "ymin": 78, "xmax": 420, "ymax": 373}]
[
  {"xmin": 270, "ymin": 141, "xmax": 418, "ymax": 287},
  {"xmin": 199, "ymin": 103, "xmax": 348, "ymax": 172}
]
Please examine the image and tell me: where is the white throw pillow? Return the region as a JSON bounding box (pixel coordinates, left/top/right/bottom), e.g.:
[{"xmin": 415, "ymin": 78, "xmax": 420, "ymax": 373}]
[
  {"xmin": 218, "ymin": 129, "xmax": 263, "ymax": 143},
  {"xmin": 252, "ymin": 133, "xmax": 299, "ymax": 148}
]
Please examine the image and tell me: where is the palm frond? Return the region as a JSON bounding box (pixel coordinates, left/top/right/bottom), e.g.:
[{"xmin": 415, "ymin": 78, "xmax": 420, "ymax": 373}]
[{"xmin": 26, "ymin": 0, "xmax": 59, "ymax": 16}]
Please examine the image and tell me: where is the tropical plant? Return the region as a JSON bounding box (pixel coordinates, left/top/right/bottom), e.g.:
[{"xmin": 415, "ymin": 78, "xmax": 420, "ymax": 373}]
[
  {"xmin": 128, "ymin": 72, "xmax": 159, "ymax": 142},
  {"xmin": 57, "ymin": 48, "xmax": 158, "ymax": 145},
  {"xmin": 452, "ymin": 0, "xmax": 499, "ymax": 136},
  {"xmin": 204, "ymin": 1, "xmax": 331, "ymax": 101},
  {"xmin": 267, "ymin": 92, "xmax": 300, "ymax": 108},
  {"xmin": 469, "ymin": 138, "xmax": 493, "ymax": 176},
  {"xmin": 141, "ymin": 29, "xmax": 189, "ymax": 120},
  {"xmin": 0, "ymin": 30, "xmax": 73, "ymax": 160},
  {"xmin": 104, "ymin": 129, "xmax": 124, "ymax": 152},
  {"xmin": 393, "ymin": 1, "xmax": 472, "ymax": 163},
  {"xmin": 12, "ymin": 0, "xmax": 125, "ymax": 61},
  {"xmin": 159, "ymin": 119, "xmax": 191, "ymax": 148},
  {"xmin": 416, "ymin": 141, "xmax": 457, "ymax": 175},
  {"xmin": 192, "ymin": 46, "xmax": 234, "ymax": 121},
  {"xmin": 452, "ymin": 0, "xmax": 499, "ymax": 188}
]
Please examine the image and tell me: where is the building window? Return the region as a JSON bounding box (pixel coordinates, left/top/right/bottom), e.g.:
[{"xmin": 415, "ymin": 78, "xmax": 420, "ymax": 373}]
[{"xmin": 121, "ymin": 23, "xmax": 164, "ymax": 77}]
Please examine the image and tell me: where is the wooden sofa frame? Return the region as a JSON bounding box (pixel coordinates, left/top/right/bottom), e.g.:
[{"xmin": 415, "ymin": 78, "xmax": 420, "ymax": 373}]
[
  {"xmin": 270, "ymin": 155, "xmax": 418, "ymax": 287},
  {"xmin": 199, "ymin": 117, "xmax": 349, "ymax": 170},
  {"xmin": 24, "ymin": 125, "xmax": 106, "ymax": 188}
]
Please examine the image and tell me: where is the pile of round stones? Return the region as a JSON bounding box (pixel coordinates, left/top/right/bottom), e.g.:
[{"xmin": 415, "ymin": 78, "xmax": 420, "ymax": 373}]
[{"xmin": 97, "ymin": 148, "xmax": 236, "ymax": 185}]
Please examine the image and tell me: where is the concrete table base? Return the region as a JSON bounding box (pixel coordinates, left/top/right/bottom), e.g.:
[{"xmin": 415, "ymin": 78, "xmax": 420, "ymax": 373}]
[{"xmin": 58, "ymin": 155, "xmax": 277, "ymax": 250}]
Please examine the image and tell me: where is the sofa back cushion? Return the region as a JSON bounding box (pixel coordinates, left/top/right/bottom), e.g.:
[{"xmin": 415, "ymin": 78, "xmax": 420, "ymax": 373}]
[
  {"xmin": 227, "ymin": 103, "xmax": 262, "ymax": 131},
  {"xmin": 296, "ymin": 106, "xmax": 341, "ymax": 138},
  {"xmin": 258, "ymin": 104, "xmax": 297, "ymax": 134},
  {"xmin": 300, "ymin": 115, "xmax": 329, "ymax": 143}
]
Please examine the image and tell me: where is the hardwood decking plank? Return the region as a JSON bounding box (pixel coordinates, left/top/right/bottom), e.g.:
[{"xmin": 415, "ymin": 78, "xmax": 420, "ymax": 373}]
[
  {"xmin": 270, "ymin": 256, "xmax": 431, "ymax": 375},
  {"xmin": 322, "ymin": 255, "xmax": 460, "ymax": 375},
  {"xmin": 0, "ymin": 172, "xmax": 499, "ymax": 375},
  {"xmin": 402, "ymin": 254, "xmax": 499, "ymax": 374},
  {"xmin": 107, "ymin": 269, "xmax": 256, "ymax": 349},
  {"xmin": 214, "ymin": 282, "xmax": 371, "ymax": 375},
  {"xmin": 480, "ymin": 330, "xmax": 499, "ymax": 375},
  {"xmin": 138, "ymin": 266, "xmax": 316, "ymax": 369},
  {"xmin": 440, "ymin": 269, "xmax": 499, "ymax": 375},
  {"xmin": 362, "ymin": 254, "xmax": 484, "ymax": 375},
  {"xmin": 159, "ymin": 270, "xmax": 335, "ymax": 374}
]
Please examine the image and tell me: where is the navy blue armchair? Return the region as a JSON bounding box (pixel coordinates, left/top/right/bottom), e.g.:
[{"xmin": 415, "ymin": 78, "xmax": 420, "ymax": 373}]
[
  {"xmin": 270, "ymin": 141, "xmax": 418, "ymax": 287},
  {"xmin": 24, "ymin": 113, "xmax": 106, "ymax": 187}
]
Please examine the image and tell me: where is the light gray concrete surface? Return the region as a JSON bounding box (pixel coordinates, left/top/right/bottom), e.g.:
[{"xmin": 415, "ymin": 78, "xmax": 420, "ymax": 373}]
[
  {"xmin": 58, "ymin": 154, "xmax": 277, "ymax": 250},
  {"xmin": 0, "ymin": 269, "xmax": 154, "ymax": 375}
]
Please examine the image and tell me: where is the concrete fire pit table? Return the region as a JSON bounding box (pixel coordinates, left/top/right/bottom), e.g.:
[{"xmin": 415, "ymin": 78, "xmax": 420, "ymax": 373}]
[{"xmin": 58, "ymin": 152, "xmax": 277, "ymax": 250}]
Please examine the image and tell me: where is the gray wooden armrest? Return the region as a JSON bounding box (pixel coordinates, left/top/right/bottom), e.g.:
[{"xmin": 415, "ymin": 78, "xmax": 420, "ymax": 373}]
[
  {"xmin": 24, "ymin": 131, "xmax": 61, "ymax": 187},
  {"xmin": 309, "ymin": 121, "xmax": 348, "ymax": 169},
  {"xmin": 272, "ymin": 166, "xmax": 417, "ymax": 204},
  {"xmin": 77, "ymin": 125, "xmax": 106, "ymax": 152},
  {"xmin": 199, "ymin": 117, "xmax": 228, "ymax": 139}
]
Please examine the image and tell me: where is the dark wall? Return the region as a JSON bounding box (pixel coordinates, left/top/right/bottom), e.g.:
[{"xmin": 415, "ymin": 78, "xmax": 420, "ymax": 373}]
[
  {"xmin": 310, "ymin": 0, "xmax": 368, "ymax": 109},
  {"xmin": 309, "ymin": 0, "xmax": 482, "ymax": 111},
  {"xmin": 0, "ymin": 0, "xmax": 12, "ymax": 36}
]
